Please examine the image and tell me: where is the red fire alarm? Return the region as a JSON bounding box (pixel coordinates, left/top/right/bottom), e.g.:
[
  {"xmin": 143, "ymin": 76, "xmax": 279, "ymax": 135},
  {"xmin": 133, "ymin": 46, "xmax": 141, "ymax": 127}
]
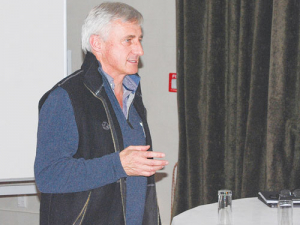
[{"xmin": 169, "ymin": 73, "xmax": 177, "ymax": 92}]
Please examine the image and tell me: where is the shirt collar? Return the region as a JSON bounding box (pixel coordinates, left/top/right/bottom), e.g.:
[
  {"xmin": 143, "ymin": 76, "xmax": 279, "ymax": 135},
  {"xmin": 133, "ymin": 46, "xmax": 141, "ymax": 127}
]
[{"xmin": 97, "ymin": 61, "xmax": 140, "ymax": 93}]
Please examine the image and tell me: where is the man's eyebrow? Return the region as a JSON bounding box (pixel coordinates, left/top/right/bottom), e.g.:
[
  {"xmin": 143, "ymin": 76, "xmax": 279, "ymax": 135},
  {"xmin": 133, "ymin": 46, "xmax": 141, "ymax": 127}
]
[{"xmin": 124, "ymin": 34, "xmax": 143, "ymax": 39}]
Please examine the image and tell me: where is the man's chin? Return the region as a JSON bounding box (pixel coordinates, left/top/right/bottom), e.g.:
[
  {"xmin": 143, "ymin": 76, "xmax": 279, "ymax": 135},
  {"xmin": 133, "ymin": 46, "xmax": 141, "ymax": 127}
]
[{"xmin": 126, "ymin": 68, "xmax": 139, "ymax": 75}]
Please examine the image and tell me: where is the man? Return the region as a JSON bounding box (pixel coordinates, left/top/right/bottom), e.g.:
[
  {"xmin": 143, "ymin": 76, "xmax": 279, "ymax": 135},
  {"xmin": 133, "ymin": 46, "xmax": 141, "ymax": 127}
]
[{"xmin": 34, "ymin": 2, "xmax": 168, "ymax": 225}]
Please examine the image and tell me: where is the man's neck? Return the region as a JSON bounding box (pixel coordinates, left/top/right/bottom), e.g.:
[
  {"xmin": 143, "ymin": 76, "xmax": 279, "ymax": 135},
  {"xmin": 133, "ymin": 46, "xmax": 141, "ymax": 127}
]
[{"xmin": 114, "ymin": 85, "xmax": 123, "ymax": 109}]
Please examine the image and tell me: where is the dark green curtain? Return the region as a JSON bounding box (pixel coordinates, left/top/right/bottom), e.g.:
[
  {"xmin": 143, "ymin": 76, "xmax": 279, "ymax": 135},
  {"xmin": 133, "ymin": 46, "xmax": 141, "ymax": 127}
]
[{"xmin": 173, "ymin": 0, "xmax": 300, "ymax": 218}]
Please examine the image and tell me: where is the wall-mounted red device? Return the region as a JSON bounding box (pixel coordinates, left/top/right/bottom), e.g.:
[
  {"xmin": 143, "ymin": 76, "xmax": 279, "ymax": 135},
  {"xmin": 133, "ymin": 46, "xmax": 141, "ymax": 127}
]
[{"xmin": 169, "ymin": 73, "xmax": 177, "ymax": 92}]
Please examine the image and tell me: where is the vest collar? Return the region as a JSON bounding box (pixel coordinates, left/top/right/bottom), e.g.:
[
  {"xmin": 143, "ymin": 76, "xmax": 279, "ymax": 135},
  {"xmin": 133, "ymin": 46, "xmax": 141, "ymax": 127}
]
[
  {"xmin": 82, "ymin": 52, "xmax": 142, "ymax": 99},
  {"xmin": 81, "ymin": 52, "xmax": 105, "ymax": 97}
]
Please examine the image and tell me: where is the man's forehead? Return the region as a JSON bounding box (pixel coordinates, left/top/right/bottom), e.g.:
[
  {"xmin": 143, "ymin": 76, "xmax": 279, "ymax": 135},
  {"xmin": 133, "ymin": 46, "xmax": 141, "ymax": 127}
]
[
  {"xmin": 111, "ymin": 19, "xmax": 142, "ymax": 30},
  {"xmin": 107, "ymin": 20, "xmax": 142, "ymax": 39}
]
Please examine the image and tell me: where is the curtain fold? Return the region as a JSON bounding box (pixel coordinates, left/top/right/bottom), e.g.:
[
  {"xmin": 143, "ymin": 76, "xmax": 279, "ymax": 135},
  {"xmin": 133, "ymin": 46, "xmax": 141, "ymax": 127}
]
[{"xmin": 173, "ymin": 0, "xmax": 300, "ymax": 218}]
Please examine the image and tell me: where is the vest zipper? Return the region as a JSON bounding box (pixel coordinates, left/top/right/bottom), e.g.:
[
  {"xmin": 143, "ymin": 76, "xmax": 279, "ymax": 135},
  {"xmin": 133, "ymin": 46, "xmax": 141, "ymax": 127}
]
[
  {"xmin": 85, "ymin": 84, "xmax": 127, "ymax": 225},
  {"xmin": 85, "ymin": 84, "xmax": 159, "ymax": 225}
]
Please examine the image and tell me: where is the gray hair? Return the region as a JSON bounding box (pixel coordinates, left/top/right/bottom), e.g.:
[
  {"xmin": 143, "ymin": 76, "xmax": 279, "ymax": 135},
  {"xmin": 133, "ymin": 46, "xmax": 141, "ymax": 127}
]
[{"xmin": 81, "ymin": 2, "xmax": 143, "ymax": 54}]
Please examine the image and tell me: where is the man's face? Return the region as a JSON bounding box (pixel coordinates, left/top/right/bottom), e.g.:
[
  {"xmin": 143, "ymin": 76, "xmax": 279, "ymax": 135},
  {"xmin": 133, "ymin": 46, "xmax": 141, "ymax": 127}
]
[{"xmin": 99, "ymin": 20, "xmax": 144, "ymax": 78}]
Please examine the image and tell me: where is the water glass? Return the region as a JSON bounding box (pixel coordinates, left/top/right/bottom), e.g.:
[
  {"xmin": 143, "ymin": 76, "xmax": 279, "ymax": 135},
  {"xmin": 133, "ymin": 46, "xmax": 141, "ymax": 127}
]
[
  {"xmin": 292, "ymin": 189, "xmax": 300, "ymax": 200},
  {"xmin": 278, "ymin": 199, "xmax": 293, "ymax": 225},
  {"xmin": 218, "ymin": 190, "xmax": 232, "ymax": 225}
]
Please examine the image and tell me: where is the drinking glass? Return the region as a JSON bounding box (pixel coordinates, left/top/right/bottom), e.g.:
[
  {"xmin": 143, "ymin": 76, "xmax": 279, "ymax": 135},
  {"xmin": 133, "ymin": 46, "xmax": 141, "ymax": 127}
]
[
  {"xmin": 218, "ymin": 190, "xmax": 232, "ymax": 225},
  {"xmin": 277, "ymin": 199, "xmax": 293, "ymax": 225},
  {"xmin": 280, "ymin": 189, "xmax": 292, "ymax": 200},
  {"xmin": 292, "ymin": 189, "xmax": 300, "ymax": 199}
]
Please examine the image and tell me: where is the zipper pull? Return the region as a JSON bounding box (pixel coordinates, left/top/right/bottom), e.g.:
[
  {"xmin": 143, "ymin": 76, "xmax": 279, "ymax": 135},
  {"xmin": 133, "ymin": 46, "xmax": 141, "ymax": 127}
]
[{"xmin": 140, "ymin": 122, "xmax": 146, "ymax": 137}]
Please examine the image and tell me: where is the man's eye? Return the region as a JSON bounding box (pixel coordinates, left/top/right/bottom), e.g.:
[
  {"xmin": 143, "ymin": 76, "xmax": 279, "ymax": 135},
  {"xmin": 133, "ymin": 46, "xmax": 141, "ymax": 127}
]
[{"xmin": 122, "ymin": 39, "xmax": 132, "ymax": 46}]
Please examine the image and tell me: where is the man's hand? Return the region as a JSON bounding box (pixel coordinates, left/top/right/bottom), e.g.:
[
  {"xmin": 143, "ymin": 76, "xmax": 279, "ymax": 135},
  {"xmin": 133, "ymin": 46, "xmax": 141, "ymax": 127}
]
[{"xmin": 119, "ymin": 145, "xmax": 168, "ymax": 176}]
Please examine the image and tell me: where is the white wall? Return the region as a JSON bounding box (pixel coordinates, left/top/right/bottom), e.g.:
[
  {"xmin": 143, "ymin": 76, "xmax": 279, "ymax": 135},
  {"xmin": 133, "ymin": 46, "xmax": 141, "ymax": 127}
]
[
  {"xmin": 0, "ymin": 1, "xmax": 66, "ymax": 180},
  {"xmin": 67, "ymin": 1, "xmax": 178, "ymax": 224},
  {"xmin": 0, "ymin": 195, "xmax": 40, "ymax": 225}
]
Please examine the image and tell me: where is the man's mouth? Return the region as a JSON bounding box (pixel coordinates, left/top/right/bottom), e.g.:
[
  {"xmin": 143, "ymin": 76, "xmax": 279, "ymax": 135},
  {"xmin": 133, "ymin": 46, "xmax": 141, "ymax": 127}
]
[{"xmin": 127, "ymin": 59, "xmax": 138, "ymax": 63}]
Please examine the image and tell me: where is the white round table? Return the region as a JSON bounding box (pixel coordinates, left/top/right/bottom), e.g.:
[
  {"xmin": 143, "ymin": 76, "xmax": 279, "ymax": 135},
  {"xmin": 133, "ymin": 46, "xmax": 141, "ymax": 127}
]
[{"xmin": 171, "ymin": 197, "xmax": 300, "ymax": 225}]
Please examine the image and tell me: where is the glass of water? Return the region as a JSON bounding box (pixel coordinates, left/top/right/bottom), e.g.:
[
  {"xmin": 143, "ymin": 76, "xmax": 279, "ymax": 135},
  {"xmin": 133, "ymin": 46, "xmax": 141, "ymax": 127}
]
[
  {"xmin": 277, "ymin": 199, "xmax": 293, "ymax": 225},
  {"xmin": 218, "ymin": 190, "xmax": 232, "ymax": 225}
]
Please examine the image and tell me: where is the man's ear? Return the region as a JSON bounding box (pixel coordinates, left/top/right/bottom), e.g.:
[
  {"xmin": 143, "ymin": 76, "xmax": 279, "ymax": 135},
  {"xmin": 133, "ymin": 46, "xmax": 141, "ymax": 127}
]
[{"xmin": 89, "ymin": 35, "xmax": 102, "ymax": 53}]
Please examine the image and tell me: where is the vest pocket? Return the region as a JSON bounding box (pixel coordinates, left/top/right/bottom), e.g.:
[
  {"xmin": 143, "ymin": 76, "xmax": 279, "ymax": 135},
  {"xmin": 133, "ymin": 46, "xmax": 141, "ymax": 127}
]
[
  {"xmin": 72, "ymin": 191, "xmax": 92, "ymax": 225},
  {"xmin": 40, "ymin": 190, "xmax": 93, "ymax": 225},
  {"xmin": 40, "ymin": 183, "xmax": 125, "ymax": 224}
]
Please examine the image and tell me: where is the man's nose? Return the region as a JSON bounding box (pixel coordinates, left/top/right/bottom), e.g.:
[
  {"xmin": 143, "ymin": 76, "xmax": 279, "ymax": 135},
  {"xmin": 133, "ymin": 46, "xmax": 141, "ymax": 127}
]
[{"xmin": 133, "ymin": 41, "xmax": 144, "ymax": 56}]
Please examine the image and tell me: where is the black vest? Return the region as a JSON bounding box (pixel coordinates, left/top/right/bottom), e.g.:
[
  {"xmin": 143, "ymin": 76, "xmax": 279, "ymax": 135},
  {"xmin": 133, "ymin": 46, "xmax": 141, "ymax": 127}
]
[{"xmin": 38, "ymin": 53, "xmax": 160, "ymax": 225}]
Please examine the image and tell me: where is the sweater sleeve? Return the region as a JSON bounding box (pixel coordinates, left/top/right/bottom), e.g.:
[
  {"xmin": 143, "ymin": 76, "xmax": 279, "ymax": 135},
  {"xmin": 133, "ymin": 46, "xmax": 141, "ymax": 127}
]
[{"xmin": 34, "ymin": 87, "xmax": 127, "ymax": 193}]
